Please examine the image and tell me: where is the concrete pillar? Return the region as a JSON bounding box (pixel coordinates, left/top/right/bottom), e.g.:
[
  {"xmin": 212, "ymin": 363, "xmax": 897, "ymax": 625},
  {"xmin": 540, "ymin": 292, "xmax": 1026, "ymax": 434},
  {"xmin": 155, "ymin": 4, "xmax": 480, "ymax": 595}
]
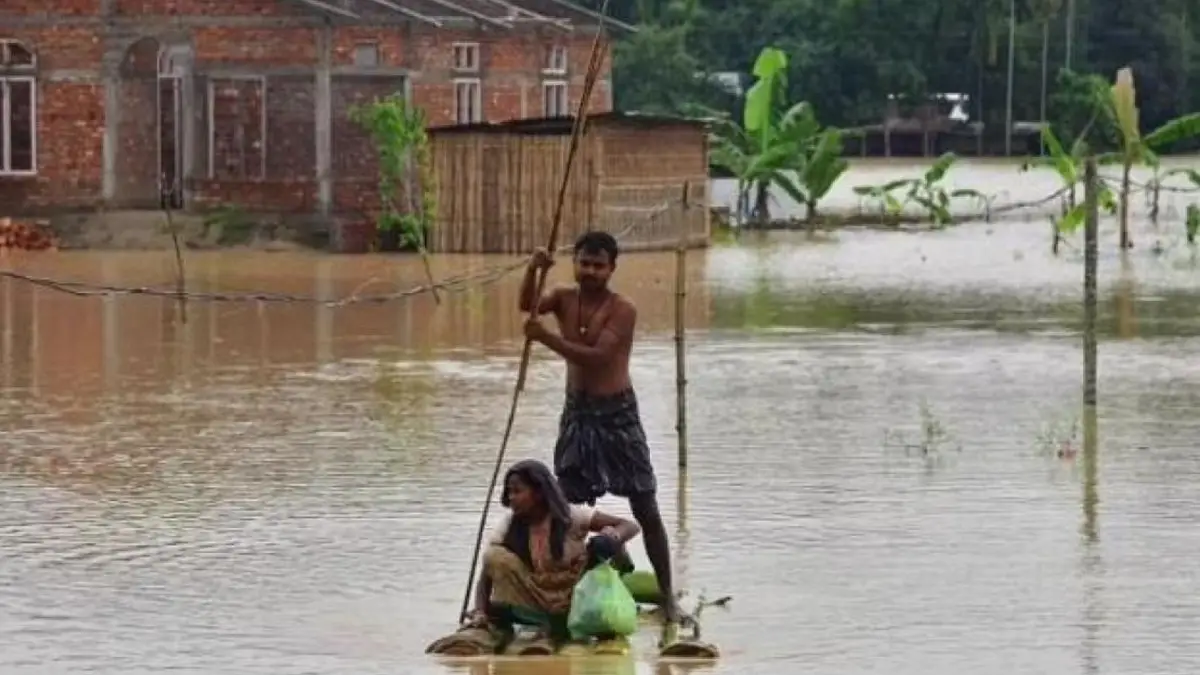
[
  {"xmin": 179, "ymin": 47, "xmax": 197, "ymax": 208},
  {"xmin": 316, "ymin": 22, "xmax": 333, "ymax": 216},
  {"xmin": 102, "ymin": 56, "xmax": 121, "ymax": 203}
]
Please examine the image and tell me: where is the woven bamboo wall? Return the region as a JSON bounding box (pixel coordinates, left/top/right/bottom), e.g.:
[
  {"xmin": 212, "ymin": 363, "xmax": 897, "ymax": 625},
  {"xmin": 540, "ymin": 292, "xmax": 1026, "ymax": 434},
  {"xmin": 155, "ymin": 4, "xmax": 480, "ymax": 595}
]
[
  {"xmin": 427, "ymin": 120, "xmax": 710, "ymax": 254},
  {"xmin": 428, "ymin": 133, "xmax": 599, "ymax": 254}
]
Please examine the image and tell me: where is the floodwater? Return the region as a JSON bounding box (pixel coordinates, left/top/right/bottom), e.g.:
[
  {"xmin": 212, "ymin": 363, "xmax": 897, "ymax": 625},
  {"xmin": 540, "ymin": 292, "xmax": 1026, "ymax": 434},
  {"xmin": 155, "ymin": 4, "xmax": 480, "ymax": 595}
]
[
  {"xmin": 711, "ymin": 153, "xmax": 1200, "ymax": 223},
  {"xmin": 3, "ymin": 160, "xmax": 1200, "ymax": 675}
]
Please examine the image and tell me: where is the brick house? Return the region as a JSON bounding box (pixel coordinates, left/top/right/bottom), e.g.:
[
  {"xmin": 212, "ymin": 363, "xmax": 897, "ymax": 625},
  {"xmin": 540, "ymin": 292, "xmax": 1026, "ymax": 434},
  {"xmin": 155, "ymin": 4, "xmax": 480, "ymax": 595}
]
[{"xmin": 0, "ymin": 0, "xmax": 631, "ymax": 222}]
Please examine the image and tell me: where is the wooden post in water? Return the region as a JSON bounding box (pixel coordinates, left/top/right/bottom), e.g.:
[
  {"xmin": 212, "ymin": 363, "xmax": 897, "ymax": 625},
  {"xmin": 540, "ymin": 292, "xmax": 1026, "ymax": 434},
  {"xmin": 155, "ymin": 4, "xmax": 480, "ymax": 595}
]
[
  {"xmin": 1083, "ymin": 158, "xmax": 1098, "ymax": 407},
  {"xmin": 1082, "ymin": 156, "xmax": 1100, "ymax": 542},
  {"xmin": 675, "ymin": 182, "xmax": 690, "ymax": 472}
]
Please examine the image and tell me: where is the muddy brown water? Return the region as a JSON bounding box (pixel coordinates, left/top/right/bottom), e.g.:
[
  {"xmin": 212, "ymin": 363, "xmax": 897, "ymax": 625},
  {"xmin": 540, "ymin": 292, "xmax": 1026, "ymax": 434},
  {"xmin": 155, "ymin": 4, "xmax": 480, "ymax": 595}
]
[{"xmin": 4, "ymin": 164, "xmax": 1200, "ymax": 675}]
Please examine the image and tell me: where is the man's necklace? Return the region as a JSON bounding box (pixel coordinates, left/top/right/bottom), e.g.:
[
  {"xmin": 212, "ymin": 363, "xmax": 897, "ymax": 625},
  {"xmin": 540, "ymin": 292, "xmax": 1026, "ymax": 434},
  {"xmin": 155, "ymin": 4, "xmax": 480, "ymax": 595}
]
[{"xmin": 577, "ymin": 293, "xmax": 613, "ymax": 337}]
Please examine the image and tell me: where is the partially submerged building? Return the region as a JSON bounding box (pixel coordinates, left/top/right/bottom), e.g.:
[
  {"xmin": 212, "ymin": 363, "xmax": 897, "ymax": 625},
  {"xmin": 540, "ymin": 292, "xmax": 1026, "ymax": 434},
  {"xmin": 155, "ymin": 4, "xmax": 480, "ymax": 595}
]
[{"xmin": 0, "ymin": 0, "xmax": 631, "ymax": 225}]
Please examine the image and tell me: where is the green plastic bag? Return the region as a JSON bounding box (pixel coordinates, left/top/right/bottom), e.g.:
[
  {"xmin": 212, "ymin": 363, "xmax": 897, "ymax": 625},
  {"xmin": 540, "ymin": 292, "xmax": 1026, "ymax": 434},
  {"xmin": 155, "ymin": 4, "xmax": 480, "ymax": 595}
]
[{"xmin": 567, "ymin": 562, "xmax": 639, "ymax": 639}]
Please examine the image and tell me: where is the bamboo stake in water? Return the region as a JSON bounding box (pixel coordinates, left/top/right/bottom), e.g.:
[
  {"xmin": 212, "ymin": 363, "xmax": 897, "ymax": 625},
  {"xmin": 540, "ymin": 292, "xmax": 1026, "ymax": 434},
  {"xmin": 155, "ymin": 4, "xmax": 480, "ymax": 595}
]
[
  {"xmin": 675, "ymin": 182, "xmax": 690, "ymax": 471},
  {"xmin": 1083, "ymin": 158, "xmax": 1098, "ymax": 407},
  {"xmin": 163, "ymin": 188, "xmax": 188, "ymax": 325},
  {"xmin": 1081, "ymin": 157, "xmax": 1099, "ymax": 542}
]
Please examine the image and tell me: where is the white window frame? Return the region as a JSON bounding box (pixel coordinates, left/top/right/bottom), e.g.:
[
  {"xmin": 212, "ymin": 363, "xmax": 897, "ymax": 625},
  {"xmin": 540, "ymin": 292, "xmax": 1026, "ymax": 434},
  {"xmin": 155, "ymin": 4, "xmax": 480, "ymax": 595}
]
[
  {"xmin": 543, "ymin": 44, "xmax": 567, "ymax": 75},
  {"xmin": 206, "ymin": 75, "xmax": 268, "ymax": 180},
  {"xmin": 454, "ymin": 77, "xmax": 482, "ymax": 124},
  {"xmin": 0, "ymin": 39, "xmax": 37, "ymax": 176},
  {"xmin": 452, "ymin": 42, "xmax": 479, "ymax": 73},
  {"xmin": 543, "ymin": 79, "xmax": 568, "ymax": 118}
]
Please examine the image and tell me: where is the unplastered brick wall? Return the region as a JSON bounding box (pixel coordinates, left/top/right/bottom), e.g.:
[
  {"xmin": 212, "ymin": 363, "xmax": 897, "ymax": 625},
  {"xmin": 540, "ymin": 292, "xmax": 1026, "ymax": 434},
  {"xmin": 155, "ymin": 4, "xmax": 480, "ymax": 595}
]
[
  {"xmin": 0, "ymin": 24, "xmax": 106, "ymax": 211},
  {"xmin": 2, "ymin": 0, "xmax": 614, "ymax": 216},
  {"xmin": 405, "ymin": 30, "xmax": 612, "ymax": 124}
]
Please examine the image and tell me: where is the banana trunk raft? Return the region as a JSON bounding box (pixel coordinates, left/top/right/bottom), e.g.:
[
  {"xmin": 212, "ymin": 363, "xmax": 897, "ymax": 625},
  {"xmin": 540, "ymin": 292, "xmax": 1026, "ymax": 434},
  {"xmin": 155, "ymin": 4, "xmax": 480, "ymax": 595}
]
[{"xmin": 426, "ymin": 571, "xmax": 722, "ymax": 659}]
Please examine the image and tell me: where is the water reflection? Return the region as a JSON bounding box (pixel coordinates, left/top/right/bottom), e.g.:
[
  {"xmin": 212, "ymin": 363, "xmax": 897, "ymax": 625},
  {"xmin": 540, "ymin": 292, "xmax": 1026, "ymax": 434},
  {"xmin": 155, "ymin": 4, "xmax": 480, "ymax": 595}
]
[
  {"xmin": 438, "ymin": 658, "xmax": 714, "ymax": 675},
  {"xmin": 2, "ymin": 205, "xmax": 1200, "ymax": 675},
  {"xmin": 1079, "ymin": 405, "xmax": 1102, "ymax": 675}
]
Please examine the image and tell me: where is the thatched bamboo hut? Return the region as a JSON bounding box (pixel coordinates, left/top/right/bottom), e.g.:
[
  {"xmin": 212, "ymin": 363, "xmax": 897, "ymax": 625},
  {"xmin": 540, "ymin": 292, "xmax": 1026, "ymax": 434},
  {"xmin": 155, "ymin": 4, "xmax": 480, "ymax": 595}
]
[{"xmin": 426, "ymin": 112, "xmax": 710, "ymax": 254}]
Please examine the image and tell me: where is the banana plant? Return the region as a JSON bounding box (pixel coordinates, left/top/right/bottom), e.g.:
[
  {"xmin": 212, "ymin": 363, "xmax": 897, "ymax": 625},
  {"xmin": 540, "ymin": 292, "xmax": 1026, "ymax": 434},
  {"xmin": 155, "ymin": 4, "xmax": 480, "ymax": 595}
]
[
  {"xmin": 1097, "ymin": 67, "xmax": 1200, "ymax": 249},
  {"xmin": 1021, "ymin": 123, "xmax": 1115, "ymax": 250},
  {"xmin": 767, "ymin": 103, "xmax": 849, "ymax": 223},
  {"xmin": 1022, "ymin": 125, "xmax": 1087, "ymax": 209},
  {"xmin": 708, "ymin": 46, "xmax": 849, "ymax": 226},
  {"xmin": 851, "ymin": 153, "xmax": 986, "ymax": 227}
]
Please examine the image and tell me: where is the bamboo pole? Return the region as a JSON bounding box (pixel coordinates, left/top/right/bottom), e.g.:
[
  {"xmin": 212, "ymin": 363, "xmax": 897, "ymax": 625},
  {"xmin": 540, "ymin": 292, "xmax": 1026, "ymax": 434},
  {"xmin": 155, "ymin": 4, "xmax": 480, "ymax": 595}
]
[
  {"xmin": 457, "ymin": 0, "xmax": 612, "ymax": 624},
  {"xmin": 1083, "ymin": 157, "xmax": 1098, "ymax": 407},
  {"xmin": 1081, "ymin": 156, "xmax": 1099, "ymax": 542},
  {"xmin": 675, "ymin": 182, "xmax": 690, "ymax": 471},
  {"xmin": 163, "ymin": 191, "xmax": 188, "ymax": 324}
]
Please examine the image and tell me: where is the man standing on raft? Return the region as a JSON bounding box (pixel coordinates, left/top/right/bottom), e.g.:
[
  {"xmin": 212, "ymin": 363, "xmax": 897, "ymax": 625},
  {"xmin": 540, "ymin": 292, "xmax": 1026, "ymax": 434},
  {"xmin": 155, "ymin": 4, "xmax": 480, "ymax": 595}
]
[{"xmin": 520, "ymin": 230, "xmax": 687, "ymax": 628}]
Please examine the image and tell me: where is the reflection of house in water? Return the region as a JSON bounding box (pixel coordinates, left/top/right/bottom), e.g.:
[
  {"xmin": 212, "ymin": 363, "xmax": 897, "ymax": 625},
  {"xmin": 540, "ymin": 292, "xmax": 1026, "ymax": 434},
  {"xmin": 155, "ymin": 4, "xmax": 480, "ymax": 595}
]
[
  {"xmin": 844, "ymin": 92, "xmax": 1041, "ymax": 157},
  {"xmin": 0, "ymin": 252, "xmax": 713, "ymax": 401}
]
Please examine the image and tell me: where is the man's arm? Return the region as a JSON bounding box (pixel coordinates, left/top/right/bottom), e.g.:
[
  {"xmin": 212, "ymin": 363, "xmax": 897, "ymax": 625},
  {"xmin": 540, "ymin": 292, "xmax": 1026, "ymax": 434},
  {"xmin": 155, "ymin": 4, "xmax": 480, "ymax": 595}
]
[
  {"xmin": 536, "ymin": 301, "xmax": 636, "ymax": 368},
  {"xmin": 517, "ymin": 265, "xmax": 562, "ymax": 316}
]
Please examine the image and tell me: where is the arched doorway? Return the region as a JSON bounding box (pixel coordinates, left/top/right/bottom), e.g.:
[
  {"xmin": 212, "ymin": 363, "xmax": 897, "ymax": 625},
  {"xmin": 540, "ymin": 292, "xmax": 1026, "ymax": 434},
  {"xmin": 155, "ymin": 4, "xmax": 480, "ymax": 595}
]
[
  {"xmin": 116, "ymin": 36, "xmax": 162, "ymax": 208},
  {"xmin": 158, "ymin": 46, "xmax": 186, "ymax": 209}
]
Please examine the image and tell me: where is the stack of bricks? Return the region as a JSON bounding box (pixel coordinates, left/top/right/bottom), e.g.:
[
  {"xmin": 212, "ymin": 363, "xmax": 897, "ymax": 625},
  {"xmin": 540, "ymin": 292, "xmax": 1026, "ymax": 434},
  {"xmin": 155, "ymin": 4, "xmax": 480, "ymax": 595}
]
[{"xmin": 0, "ymin": 217, "xmax": 58, "ymax": 252}]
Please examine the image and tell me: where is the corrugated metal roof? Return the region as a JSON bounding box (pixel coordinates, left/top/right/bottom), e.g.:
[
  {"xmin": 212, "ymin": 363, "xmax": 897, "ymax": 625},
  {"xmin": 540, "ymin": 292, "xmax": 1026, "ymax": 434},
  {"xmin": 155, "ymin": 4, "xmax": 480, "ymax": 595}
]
[{"xmin": 284, "ymin": 0, "xmax": 637, "ymax": 31}]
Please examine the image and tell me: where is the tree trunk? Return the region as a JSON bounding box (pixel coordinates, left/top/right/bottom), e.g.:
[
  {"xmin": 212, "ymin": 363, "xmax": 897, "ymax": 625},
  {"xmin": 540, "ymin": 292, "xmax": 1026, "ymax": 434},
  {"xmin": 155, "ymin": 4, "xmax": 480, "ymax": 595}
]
[{"xmin": 753, "ymin": 183, "xmax": 770, "ymax": 227}]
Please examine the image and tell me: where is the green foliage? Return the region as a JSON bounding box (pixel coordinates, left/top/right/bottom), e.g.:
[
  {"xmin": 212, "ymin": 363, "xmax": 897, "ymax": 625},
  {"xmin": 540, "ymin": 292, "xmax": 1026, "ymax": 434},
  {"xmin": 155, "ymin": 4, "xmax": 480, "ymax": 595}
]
[
  {"xmin": 1188, "ymin": 204, "xmax": 1200, "ymax": 245},
  {"xmin": 1047, "ymin": 69, "xmax": 1116, "ymax": 151},
  {"xmin": 852, "ymin": 153, "xmax": 985, "ymax": 227},
  {"xmin": 707, "ymin": 46, "xmax": 848, "ymax": 224},
  {"xmin": 1020, "ymin": 125, "xmax": 1116, "ymax": 236},
  {"xmin": 349, "ymin": 94, "xmax": 436, "ymax": 250},
  {"xmin": 611, "ymin": 0, "xmax": 1200, "ymax": 148},
  {"xmin": 201, "ymin": 204, "xmax": 256, "ymax": 245}
]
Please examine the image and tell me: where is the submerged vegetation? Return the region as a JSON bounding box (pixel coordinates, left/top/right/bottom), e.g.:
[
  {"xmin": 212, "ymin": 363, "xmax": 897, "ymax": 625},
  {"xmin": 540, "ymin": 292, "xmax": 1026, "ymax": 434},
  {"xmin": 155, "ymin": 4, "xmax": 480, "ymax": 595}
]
[
  {"xmin": 851, "ymin": 152, "xmax": 987, "ymax": 228},
  {"xmin": 708, "ymin": 47, "xmax": 1200, "ymax": 253}
]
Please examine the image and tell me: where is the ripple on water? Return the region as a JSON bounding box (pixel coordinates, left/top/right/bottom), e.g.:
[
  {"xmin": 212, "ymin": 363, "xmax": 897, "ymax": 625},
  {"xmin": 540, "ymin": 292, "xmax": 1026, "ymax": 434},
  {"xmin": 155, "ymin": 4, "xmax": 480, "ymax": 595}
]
[{"xmin": 3, "ymin": 216, "xmax": 1200, "ymax": 673}]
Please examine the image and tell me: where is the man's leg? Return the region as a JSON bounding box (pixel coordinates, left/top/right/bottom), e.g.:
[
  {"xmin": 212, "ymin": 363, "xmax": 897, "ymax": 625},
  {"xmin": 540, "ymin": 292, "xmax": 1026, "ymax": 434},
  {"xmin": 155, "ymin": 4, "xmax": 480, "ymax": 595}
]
[{"xmin": 627, "ymin": 491, "xmax": 685, "ymax": 623}]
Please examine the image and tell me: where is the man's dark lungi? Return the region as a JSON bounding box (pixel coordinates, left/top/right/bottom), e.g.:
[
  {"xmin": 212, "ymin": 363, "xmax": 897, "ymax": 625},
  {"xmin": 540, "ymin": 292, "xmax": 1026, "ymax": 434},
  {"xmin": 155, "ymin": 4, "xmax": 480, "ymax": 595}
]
[{"xmin": 553, "ymin": 388, "xmax": 657, "ymax": 505}]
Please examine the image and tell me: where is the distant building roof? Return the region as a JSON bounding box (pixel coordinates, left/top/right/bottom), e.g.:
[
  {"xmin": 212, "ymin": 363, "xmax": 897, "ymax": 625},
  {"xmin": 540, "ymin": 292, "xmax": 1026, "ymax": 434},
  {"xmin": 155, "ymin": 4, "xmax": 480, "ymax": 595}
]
[
  {"xmin": 428, "ymin": 111, "xmax": 711, "ymax": 135},
  {"xmin": 283, "ymin": 0, "xmax": 638, "ymax": 32}
]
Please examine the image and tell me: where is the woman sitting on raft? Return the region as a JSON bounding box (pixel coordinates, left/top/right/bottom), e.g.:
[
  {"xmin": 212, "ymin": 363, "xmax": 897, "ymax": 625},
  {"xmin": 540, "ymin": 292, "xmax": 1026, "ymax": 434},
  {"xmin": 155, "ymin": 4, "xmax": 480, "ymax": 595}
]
[{"xmin": 427, "ymin": 459, "xmax": 640, "ymax": 656}]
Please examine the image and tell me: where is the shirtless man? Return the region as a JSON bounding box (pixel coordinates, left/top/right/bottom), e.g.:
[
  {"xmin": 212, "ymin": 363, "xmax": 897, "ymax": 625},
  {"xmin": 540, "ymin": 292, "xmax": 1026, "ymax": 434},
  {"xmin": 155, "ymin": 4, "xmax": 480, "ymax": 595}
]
[{"xmin": 520, "ymin": 230, "xmax": 686, "ymax": 626}]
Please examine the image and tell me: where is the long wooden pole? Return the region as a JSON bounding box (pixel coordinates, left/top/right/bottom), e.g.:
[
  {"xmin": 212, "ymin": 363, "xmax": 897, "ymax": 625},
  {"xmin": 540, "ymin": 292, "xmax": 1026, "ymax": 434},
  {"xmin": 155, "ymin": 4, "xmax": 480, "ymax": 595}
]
[
  {"xmin": 163, "ymin": 190, "xmax": 188, "ymax": 324},
  {"xmin": 675, "ymin": 182, "xmax": 690, "ymax": 471},
  {"xmin": 1083, "ymin": 157, "xmax": 1098, "ymax": 407},
  {"xmin": 1081, "ymin": 156, "xmax": 1099, "ymax": 541},
  {"xmin": 457, "ymin": 0, "xmax": 611, "ymax": 624}
]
